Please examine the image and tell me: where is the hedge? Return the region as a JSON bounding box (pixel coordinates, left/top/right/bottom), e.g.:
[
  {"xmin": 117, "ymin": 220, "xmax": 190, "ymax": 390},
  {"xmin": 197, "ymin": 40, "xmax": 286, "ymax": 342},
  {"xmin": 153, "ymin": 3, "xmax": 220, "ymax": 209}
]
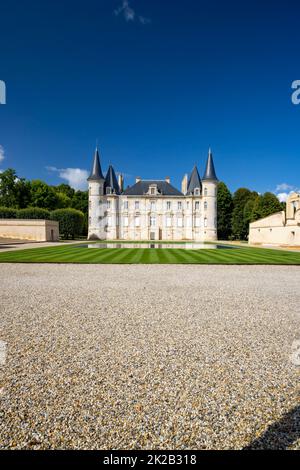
[
  {"xmin": 0, "ymin": 207, "xmax": 17, "ymax": 218},
  {"xmin": 16, "ymin": 207, "xmax": 51, "ymax": 219},
  {"xmin": 50, "ymin": 208, "xmax": 84, "ymax": 239}
]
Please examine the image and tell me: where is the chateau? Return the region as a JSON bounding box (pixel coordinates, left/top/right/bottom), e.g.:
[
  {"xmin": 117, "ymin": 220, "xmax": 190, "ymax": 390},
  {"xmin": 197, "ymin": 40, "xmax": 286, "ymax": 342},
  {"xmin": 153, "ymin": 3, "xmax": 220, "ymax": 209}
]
[{"xmin": 87, "ymin": 149, "xmax": 218, "ymax": 241}]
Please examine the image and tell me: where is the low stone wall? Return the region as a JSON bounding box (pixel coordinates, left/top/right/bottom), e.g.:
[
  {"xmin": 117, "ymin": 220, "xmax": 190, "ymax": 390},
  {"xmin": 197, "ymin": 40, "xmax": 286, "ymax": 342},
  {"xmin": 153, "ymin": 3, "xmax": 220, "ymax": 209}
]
[{"xmin": 0, "ymin": 219, "xmax": 59, "ymax": 242}]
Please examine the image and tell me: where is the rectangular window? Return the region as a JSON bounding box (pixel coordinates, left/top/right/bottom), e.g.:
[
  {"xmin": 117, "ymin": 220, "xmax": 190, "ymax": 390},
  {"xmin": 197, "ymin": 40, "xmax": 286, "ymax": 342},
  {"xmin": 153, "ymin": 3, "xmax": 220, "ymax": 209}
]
[
  {"xmin": 186, "ymin": 201, "xmax": 189, "ymax": 209},
  {"xmin": 150, "ymin": 201, "xmax": 156, "ymax": 211},
  {"xmin": 195, "ymin": 217, "xmax": 200, "ymax": 227},
  {"xmin": 124, "ymin": 201, "xmax": 128, "ymax": 210},
  {"xmin": 204, "ymin": 218, "xmax": 208, "ymax": 227},
  {"xmin": 166, "ymin": 216, "xmax": 172, "ymax": 227},
  {"xmin": 177, "ymin": 217, "xmax": 183, "ymax": 227},
  {"xmin": 107, "ymin": 216, "xmax": 112, "ymax": 226},
  {"xmin": 195, "ymin": 201, "xmax": 200, "ymax": 210},
  {"xmin": 150, "ymin": 216, "xmax": 156, "ymax": 227},
  {"xmin": 186, "ymin": 217, "xmax": 191, "ymax": 227},
  {"xmin": 124, "ymin": 217, "xmax": 129, "ymax": 227},
  {"xmin": 166, "ymin": 201, "xmax": 171, "ymax": 210},
  {"xmin": 135, "ymin": 216, "xmax": 140, "ymax": 227},
  {"xmin": 135, "ymin": 201, "xmax": 139, "ymax": 210},
  {"xmin": 178, "ymin": 201, "xmax": 182, "ymax": 210},
  {"xmin": 107, "ymin": 200, "xmax": 111, "ymax": 209}
]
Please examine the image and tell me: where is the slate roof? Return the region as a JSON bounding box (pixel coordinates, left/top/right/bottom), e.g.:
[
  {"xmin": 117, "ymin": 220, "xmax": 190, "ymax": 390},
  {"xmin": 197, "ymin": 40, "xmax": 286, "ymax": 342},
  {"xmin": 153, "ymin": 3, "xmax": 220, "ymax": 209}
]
[
  {"xmin": 105, "ymin": 165, "xmax": 120, "ymax": 194},
  {"xmin": 203, "ymin": 149, "xmax": 218, "ymax": 181},
  {"xmin": 87, "ymin": 148, "xmax": 104, "ymax": 181},
  {"xmin": 122, "ymin": 180, "xmax": 183, "ymax": 196},
  {"xmin": 186, "ymin": 166, "xmax": 202, "ymax": 194}
]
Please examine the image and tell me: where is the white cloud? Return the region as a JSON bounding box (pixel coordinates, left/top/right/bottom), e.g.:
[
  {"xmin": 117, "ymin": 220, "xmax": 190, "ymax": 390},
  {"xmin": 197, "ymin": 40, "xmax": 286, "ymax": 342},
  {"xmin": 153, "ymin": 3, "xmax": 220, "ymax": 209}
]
[
  {"xmin": 0, "ymin": 145, "xmax": 4, "ymax": 163},
  {"xmin": 47, "ymin": 166, "xmax": 89, "ymax": 190},
  {"xmin": 276, "ymin": 192, "xmax": 290, "ymax": 203},
  {"xmin": 276, "ymin": 183, "xmax": 294, "ymax": 192},
  {"xmin": 274, "ymin": 183, "xmax": 300, "ymax": 203},
  {"xmin": 114, "ymin": 1, "xmax": 151, "ymax": 24}
]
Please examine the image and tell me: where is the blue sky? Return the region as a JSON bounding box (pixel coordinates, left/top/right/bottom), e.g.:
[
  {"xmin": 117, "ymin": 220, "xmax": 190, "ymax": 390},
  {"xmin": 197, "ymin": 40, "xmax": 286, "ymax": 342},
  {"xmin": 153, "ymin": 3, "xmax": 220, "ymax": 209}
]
[{"xmin": 0, "ymin": 0, "xmax": 299, "ymax": 200}]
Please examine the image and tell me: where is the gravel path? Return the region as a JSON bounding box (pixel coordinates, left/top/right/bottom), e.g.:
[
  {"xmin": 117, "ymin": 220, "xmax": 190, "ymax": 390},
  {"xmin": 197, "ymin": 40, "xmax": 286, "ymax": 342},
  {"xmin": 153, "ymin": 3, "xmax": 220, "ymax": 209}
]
[{"xmin": 0, "ymin": 264, "xmax": 299, "ymax": 449}]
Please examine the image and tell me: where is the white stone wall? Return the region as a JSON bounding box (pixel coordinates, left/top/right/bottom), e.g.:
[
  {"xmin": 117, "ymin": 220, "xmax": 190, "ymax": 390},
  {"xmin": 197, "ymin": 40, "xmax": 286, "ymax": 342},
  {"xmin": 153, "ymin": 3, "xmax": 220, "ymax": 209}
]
[
  {"xmin": 249, "ymin": 207, "xmax": 300, "ymax": 246},
  {"xmin": 88, "ymin": 181, "xmax": 105, "ymax": 239},
  {"xmin": 0, "ymin": 219, "xmax": 59, "ymax": 241},
  {"xmin": 88, "ymin": 181, "xmax": 218, "ymax": 241}
]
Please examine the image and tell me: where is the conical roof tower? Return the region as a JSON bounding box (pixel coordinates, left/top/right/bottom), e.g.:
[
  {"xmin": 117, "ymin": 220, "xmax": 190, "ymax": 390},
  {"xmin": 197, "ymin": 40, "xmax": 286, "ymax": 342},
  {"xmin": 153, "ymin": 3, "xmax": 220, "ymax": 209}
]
[
  {"xmin": 87, "ymin": 147, "xmax": 104, "ymax": 181},
  {"xmin": 203, "ymin": 148, "xmax": 218, "ymax": 181}
]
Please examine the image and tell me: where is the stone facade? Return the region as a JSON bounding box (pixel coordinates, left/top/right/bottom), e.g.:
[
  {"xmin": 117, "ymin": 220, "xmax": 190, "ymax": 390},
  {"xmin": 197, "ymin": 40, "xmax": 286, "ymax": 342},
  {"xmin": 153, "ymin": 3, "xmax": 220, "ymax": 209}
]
[
  {"xmin": 88, "ymin": 148, "xmax": 218, "ymax": 241},
  {"xmin": 0, "ymin": 219, "xmax": 59, "ymax": 241},
  {"xmin": 249, "ymin": 192, "xmax": 300, "ymax": 246}
]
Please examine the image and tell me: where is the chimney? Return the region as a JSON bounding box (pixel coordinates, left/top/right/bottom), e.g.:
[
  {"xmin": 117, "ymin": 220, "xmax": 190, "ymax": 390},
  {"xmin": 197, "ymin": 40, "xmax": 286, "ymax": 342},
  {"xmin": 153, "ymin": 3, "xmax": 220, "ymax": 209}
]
[
  {"xmin": 165, "ymin": 176, "xmax": 170, "ymax": 184},
  {"xmin": 118, "ymin": 174, "xmax": 124, "ymax": 192},
  {"xmin": 136, "ymin": 176, "xmax": 141, "ymax": 183},
  {"xmin": 181, "ymin": 174, "xmax": 188, "ymax": 194}
]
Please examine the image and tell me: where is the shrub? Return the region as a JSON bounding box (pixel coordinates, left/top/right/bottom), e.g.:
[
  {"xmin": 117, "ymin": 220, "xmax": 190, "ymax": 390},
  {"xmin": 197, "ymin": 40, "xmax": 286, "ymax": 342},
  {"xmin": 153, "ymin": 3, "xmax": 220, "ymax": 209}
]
[
  {"xmin": 0, "ymin": 207, "xmax": 17, "ymax": 218},
  {"xmin": 50, "ymin": 208, "xmax": 84, "ymax": 239},
  {"xmin": 16, "ymin": 207, "xmax": 51, "ymax": 220}
]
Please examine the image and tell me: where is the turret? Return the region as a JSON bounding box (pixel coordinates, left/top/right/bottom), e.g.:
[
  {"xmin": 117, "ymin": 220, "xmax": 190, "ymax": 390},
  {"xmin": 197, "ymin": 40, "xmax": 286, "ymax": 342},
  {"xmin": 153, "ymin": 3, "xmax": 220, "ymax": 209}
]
[
  {"xmin": 186, "ymin": 165, "xmax": 202, "ymax": 195},
  {"xmin": 202, "ymin": 148, "xmax": 218, "ymax": 241},
  {"xmin": 87, "ymin": 148, "xmax": 105, "ymax": 240},
  {"xmin": 104, "ymin": 165, "xmax": 120, "ymax": 195}
]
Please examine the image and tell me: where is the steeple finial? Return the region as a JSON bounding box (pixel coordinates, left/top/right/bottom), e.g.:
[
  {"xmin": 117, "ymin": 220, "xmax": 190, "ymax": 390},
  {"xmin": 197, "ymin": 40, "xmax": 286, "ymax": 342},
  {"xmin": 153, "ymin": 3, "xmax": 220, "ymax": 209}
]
[{"xmin": 203, "ymin": 148, "xmax": 218, "ymax": 181}]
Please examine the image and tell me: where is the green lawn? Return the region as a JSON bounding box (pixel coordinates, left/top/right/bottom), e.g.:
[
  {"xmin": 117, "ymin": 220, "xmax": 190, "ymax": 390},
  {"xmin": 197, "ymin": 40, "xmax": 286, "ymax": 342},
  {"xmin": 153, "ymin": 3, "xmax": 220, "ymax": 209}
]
[{"xmin": 0, "ymin": 244, "xmax": 300, "ymax": 264}]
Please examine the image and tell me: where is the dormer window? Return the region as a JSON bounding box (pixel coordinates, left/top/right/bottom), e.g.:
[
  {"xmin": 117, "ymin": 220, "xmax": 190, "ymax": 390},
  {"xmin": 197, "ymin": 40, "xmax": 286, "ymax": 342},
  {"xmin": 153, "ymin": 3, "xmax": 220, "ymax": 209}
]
[
  {"xmin": 194, "ymin": 188, "xmax": 200, "ymax": 196},
  {"xmin": 204, "ymin": 187, "xmax": 208, "ymax": 196},
  {"xmin": 148, "ymin": 184, "xmax": 158, "ymax": 196},
  {"xmin": 106, "ymin": 186, "xmax": 112, "ymax": 195}
]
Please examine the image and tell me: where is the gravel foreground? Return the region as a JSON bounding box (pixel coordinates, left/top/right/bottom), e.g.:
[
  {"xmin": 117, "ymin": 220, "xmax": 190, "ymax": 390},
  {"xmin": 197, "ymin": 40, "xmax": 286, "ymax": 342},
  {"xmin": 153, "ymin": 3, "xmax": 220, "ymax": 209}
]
[{"xmin": 0, "ymin": 264, "xmax": 299, "ymax": 450}]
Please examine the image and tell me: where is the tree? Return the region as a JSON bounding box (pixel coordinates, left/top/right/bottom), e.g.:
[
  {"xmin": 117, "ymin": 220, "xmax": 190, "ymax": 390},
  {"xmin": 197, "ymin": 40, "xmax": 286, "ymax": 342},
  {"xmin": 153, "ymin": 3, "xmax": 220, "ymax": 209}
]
[
  {"xmin": 231, "ymin": 188, "xmax": 258, "ymax": 240},
  {"xmin": 0, "ymin": 168, "xmax": 31, "ymax": 208},
  {"xmin": 54, "ymin": 183, "xmax": 75, "ymax": 199},
  {"xmin": 30, "ymin": 180, "xmax": 59, "ymax": 210},
  {"xmin": 243, "ymin": 197, "xmax": 258, "ymax": 227},
  {"xmin": 71, "ymin": 190, "xmax": 88, "ymax": 214},
  {"xmin": 217, "ymin": 182, "xmax": 233, "ymax": 240},
  {"xmin": 50, "ymin": 208, "xmax": 84, "ymax": 239},
  {"xmin": 252, "ymin": 192, "xmax": 282, "ymax": 220},
  {"xmin": 56, "ymin": 192, "xmax": 72, "ymax": 208}
]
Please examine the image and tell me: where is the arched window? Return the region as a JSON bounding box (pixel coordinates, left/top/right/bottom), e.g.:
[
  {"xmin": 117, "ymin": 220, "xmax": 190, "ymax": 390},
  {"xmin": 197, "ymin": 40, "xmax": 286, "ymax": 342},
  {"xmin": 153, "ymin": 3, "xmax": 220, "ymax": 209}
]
[
  {"xmin": 204, "ymin": 201, "xmax": 208, "ymax": 210},
  {"xmin": 204, "ymin": 187, "xmax": 208, "ymax": 196}
]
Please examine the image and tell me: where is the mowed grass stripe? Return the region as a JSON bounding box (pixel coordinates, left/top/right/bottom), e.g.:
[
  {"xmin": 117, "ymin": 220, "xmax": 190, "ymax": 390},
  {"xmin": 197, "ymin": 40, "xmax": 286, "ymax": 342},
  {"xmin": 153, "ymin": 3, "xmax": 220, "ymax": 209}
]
[{"xmin": 0, "ymin": 244, "xmax": 300, "ymax": 264}]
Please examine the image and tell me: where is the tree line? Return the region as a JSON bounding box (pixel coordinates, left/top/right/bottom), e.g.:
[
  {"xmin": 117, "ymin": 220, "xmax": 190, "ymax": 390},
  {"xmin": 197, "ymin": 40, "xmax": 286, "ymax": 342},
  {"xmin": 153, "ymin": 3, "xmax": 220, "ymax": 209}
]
[
  {"xmin": 0, "ymin": 168, "xmax": 88, "ymax": 238},
  {"xmin": 0, "ymin": 168, "xmax": 284, "ymax": 240},
  {"xmin": 217, "ymin": 182, "xmax": 284, "ymax": 240}
]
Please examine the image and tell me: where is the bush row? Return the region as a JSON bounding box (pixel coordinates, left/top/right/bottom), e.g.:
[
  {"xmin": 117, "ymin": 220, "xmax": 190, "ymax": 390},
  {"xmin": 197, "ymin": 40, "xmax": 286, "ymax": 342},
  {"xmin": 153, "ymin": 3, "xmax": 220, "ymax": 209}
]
[{"xmin": 0, "ymin": 206, "xmax": 85, "ymax": 239}]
